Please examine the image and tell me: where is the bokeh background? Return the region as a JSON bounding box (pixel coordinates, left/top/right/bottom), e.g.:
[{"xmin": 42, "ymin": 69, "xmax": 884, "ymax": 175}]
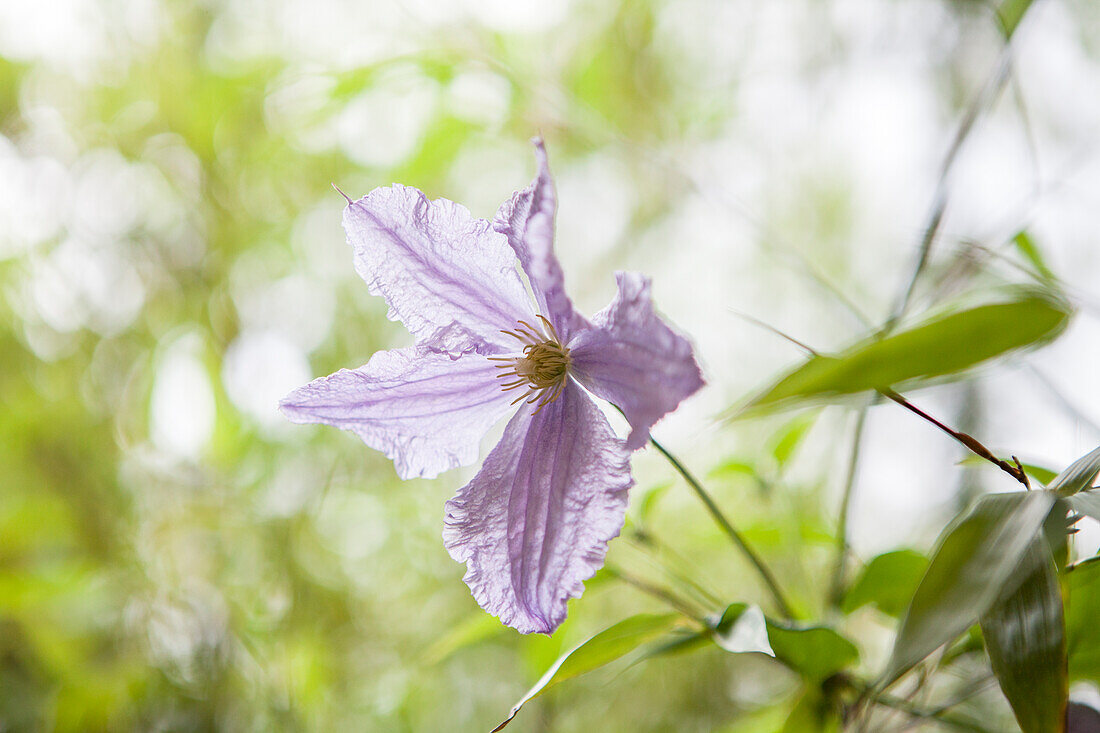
[{"xmin": 2, "ymin": 0, "xmax": 1100, "ymax": 730}]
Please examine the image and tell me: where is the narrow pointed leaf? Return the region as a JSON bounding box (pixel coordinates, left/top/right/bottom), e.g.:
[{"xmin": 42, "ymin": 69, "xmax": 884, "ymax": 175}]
[
  {"xmin": 957, "ymin": 455, "xmax": 1058, "ymax": 485},
  {"xmin": 1068, "ymin": 490, "xmax": 1100, "ymax": 522},
  {"xmin": 743, "ymin": 293, "xmax": 1070, "ymax": 411},
  {"xmin": 997, "ymin": 0, "xmax": 1035, "ymax": 38},
  {"xmin": 843, "ymin": 549, "xmax": 929, "ymax": 617},
  {"xmin": 1065, "ymin": 558, "xmax": 1100, "ymax": 686},
  {"xmin": 980, "ymin": 535, "xmax": 1067, "ymax": 733},
  {"xmin": 771, "ymin": 411, "xmax": 819, "ymax": 466},
  {"xmin": 1048, "ymin": 445, "xmax": 1100, "ymax": 495},
  {"xmin": 493, "ymin": 613, "xmax": 678, "ymax": 731},
  {"xmin": 885, "ymin": 491, "xmax": 1056, "ymax": 686},
  {"xmin": 1012, "ymin": 231, "xmax": 1056, "ymax": 282}
]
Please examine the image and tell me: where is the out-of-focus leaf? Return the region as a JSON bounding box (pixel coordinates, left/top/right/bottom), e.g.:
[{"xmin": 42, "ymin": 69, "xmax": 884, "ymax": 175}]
[
  {"xmin": 957, "ymin": 455, "xmax": 1058, "ymax": 485},
  {"xmin": 1068, "ymin": 490, "xmax": 1100, "ymax": 522},
  {"xmin": 980, "ymin": 536, "xmax": 1067, "ymax": 733},
  {"xmin": 842, "ymin": 549, "xmax": 928, "ymax": 617},
  {"xmin": 421, "ymin": 612, "xmax": 502, "ymax": 665},
  {"xmin": 712, "ymin": 604, "xmax": 775, "ymax": 656},
  {"xmin": 493, "ymin": 613, "xmax": 679, "ymax": 731},
  {"xmin": 1065, "ymin": 557, "xmax": 1100, "ymax": 686},
  {"xmin": 636, "ymin": 481, "xmax": 673, "ymax": 525},
  {"xmin": 771, "ymin": 411, "xmax": 819, "ymax": 466},
  {"xmin": 1013, "ymin": 231, "xmax": 1057, "ymax": 281},
  {"xmin": 781, "ymin": 688, "xmax": 840, "ymax": 733},
  {"xmin": 997, "ymin": 0, "xmax": 1035, "ymax": 38},
  {"xmin": 885, "ymin": 491, "xmax": 1056, "ymax": 685},
  {"xmin": 765, "ymin": 621, "xmax": 858, "ymax": 683},
  {"xmin": 637, "ymin": 605, "xmax": 775, "ymax": 662},
  {"xmin": 1048, "ymin": 445, "xmax": 1100, "ymax": 495},
  {"xmin": 708, "ymin": 459, "xmax": 758, "ymax": 480},
  {"xmin": 742, "ymin": 293, "xmax": 1070, "ymax": 412}
]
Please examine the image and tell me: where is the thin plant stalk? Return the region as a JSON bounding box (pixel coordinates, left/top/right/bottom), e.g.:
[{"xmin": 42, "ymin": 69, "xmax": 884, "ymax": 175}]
[
  {"xmin": 649, "ymin": 437, "xmax": 795, "ymax": 620},
  {"xmin": 829, "ymin": 402, "xmax": 871, "ymax": 607}
]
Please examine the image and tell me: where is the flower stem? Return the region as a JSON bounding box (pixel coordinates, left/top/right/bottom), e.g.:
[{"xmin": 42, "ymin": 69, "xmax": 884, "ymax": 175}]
[
  {"xmin": 879, "ymin": 389, "xmax": 1030, "ymax": 488},
  {"xmin": 649, "ymin": 437, "xmax": 795, "ymax": 620}
]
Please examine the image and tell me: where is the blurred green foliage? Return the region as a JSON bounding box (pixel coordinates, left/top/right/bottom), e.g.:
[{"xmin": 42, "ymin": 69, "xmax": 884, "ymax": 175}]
[{"xmin": 1, "ymin": 0, "xmax": 1098, "ymax": 730}]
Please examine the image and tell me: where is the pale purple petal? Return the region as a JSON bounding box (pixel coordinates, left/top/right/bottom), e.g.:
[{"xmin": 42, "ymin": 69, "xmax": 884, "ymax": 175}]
[
  {"xmin": 280, "ymin": 348, "xmax": 514, "ymax": 480},
  {"xmin": 344, "ymin": 185, "xmax": 534, "ymax": 353},
  {"xmin": 493, "ymin": 139, "xmax": 590, "ymax": 341},
  {"xmin": 569, "ymin": 272, "xmax": 704, "ymax": 450},
  {"xmin": 443, "ymin": 382, "xmax": 632, "ymax": 634}
]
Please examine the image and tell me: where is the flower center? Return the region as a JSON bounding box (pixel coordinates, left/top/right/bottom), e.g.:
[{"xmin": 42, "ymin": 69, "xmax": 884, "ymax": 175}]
[{"xmin": 488, "ymin": 315, "xmax": 571, "ymax": 413}]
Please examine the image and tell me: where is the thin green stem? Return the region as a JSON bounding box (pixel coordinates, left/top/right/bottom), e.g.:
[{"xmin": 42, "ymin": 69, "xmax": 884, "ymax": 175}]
[
  {"xmin": 603, "ymin": 565, "xmax": 708, "ymax": 625},
  {"xmin": 625, "ymin": 530, "xmax": 725, "ymax": 609},
  {"xmin": 828, "ymin": 402, "xmax": 871, "ymax": 608},
  {"xmin": 649, "ymin": 437, "xmax": 795, "ymax": 620}
]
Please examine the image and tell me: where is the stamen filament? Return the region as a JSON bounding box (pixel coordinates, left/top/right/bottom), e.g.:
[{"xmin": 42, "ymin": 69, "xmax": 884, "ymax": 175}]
[{"xmin": 497, "ymin": 314, "xmax": 571, "ymax": 412}]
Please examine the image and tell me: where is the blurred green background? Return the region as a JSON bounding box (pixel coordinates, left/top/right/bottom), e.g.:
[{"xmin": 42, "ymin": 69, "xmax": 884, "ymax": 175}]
[{"xmin": 2, "ymin": 0, "xmax": 1100, "ymax": 730}]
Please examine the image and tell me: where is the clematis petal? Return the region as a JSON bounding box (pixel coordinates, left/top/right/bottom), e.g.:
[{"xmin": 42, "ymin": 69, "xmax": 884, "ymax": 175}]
[
  {"xmin": 280, "ymin": 348, "xmax": 514, "ymax": 480},
  {"xmin": 569, "ymin": 271, "xmax": 705, "ymax": 450},
  {"xmin": 443, "ymin": 382, "xmax": 632, "ymax": 634},
  {"xmin": 344, "ymin": 185, "xmax": 533, "ymax": 353},
  {"xmin": 494, "ymin": 139, "xmax": 590, "ymax": 341}
]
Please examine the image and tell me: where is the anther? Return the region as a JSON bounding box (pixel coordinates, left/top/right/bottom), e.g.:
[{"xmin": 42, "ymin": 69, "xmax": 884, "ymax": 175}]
[{"xmin": 495, "ymin": 314, "xmax": 571, "ymax": 411}]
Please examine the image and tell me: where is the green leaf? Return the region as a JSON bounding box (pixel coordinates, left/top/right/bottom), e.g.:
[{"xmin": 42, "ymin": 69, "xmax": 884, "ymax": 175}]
[
  {"xmin": 1012, "ymin": 231, "xmax": 1057, "ymax": 282},
  {"xmin": 957, "ymin": 455, "xmax": 1058, "ymax": 485},
  {"xmin": 997, "ymin": 0, "xmax": 1035, "ymax": 38},
  {"xmin": 885, "ymin": 490, "xmax": 1056, "ymax": 685},
  {"xmin": 781, "ymin": 688, "xmax": 841, "ymax": 733},
  {"xmin": 492, "ymin": 613, "xmax": 679, "ymax": 731},
  {"xmin": 712, "ymin": 604, "xmax": 775, "ymax": 656},
  {"xmin": 636, "ymin": 481, "xmax": 673, "ymax": 525},
  {"xmin": 842, "ymin": 550, "xmax": 928, "ymax": 617},
  {"xmin": 1065, "ymin": 558, "xmax": 1100, "ymax": 686},
  {"xmin": 637, "ymin": 605, "xmax": 775, "ymax": 663},
  {"xmin": 1068, "ymin": 490, "xmax": 1100, "ymax": 522},
  {"xmin": 765, "ymin": 621, "xmax": 859, "ymax": 683},
  {"xmin": 421, "ymin": 612, "xmax": 502, "ymax": 664},
  {"xmin": 742, "ymin": 293, "xmax": 1070, "ymax": 412},
  {"xmin": 980, "ymin": 536, "xmax": 1067, "ymax": 733},
  {"xmin": 771, "ymin": 411, "xmax": 819, "ymax": 466},
  {"xmin": 1048, "ymin": 445, "xmax": 1100, "ymax": 495}
]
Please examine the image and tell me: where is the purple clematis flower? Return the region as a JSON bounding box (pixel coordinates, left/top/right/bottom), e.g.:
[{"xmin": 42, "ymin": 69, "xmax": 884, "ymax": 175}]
[{"xmin": 281, "ymin": 140, "xmax": 703, "ymax": 634}]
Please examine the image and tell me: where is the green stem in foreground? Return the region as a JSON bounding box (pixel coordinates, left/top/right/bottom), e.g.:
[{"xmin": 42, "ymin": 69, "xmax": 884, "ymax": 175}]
[{"xmin": 649, "ymin": 437, "xmax": 795, "ymax": 620}]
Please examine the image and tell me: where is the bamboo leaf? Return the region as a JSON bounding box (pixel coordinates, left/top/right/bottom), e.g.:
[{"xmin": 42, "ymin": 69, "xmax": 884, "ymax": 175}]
[
  {"xmin": 843, "ymin": 550, "xmax": 928, "ymax": 618},
  {"xmin": 493, "ymin": 614, "xmax": 679, "ymax": 731},
  {"xmin": 742, "ymin": 293, "xmax": 1070, "ymax": 412},
  {"xmin": 885, "ymin": 491, "xmax": 1056, "ymax": 685},
  {"xmin": 1048, "ymin": 445, "xmax": 1100, "ymax": 495},
  {"xmin": 980, "ymin": 536, "xmax": 1067, "ymax": 733},
  {"xmin": 1064, "ymin": 558, "xmax": 1100, "ymax": 686}
]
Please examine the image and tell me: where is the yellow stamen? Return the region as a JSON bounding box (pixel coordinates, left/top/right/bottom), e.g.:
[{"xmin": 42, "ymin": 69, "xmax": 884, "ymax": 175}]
[{"xmin": 494, "ymin": 315, "xmax": 571, "ymax": 412}]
